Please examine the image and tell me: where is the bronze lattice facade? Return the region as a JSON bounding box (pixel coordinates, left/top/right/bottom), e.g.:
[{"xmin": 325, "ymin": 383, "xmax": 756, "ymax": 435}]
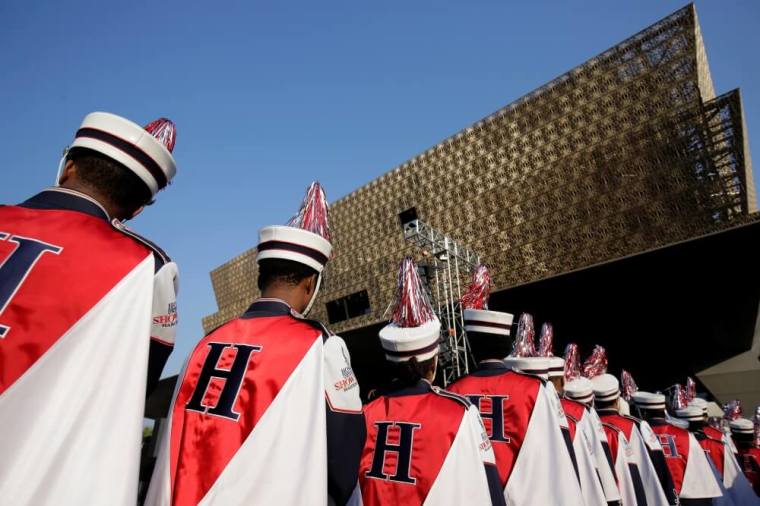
[{"xmin": 202, "ymin": 4, "xmax": 756, "ymax": 336}]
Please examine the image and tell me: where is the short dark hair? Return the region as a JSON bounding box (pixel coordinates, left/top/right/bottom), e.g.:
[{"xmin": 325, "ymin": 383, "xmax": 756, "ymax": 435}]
[
  {"xmin": 468, "ymin": 333, "xmax": 511, "ymax": 363},
  {"xmin": 732, "ymin": 432, "xmax": 753, "ymax": 445},
  {"xmin": 67, "ymin": 147, "xmax": 152, "ymax": 214},
  {"xmin": 257, "ymin": 258, "xmax": 318, "ymax": 292},
  {"xmin": 636, "ymin": 407, "xmax": 665, "ymax": 419},
  {"xmin": 594, "ymin": 398, "xmax": 618, "ymax": 410},
  {"xmin": 388, "ymin": 356, "xmax": 437, "ymax": 387},
  {"xmin": 687, "ymin": 420, "xmax": 704, "ymax": 432}
]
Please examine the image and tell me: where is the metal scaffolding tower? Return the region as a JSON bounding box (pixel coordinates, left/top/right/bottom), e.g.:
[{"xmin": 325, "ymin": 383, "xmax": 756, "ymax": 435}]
[{"xmin": 402, "ymin": 218, "xmax": 480, "ymax": 385}]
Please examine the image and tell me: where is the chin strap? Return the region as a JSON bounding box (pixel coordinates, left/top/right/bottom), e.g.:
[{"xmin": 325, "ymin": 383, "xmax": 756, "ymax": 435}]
[
  {"xmin": 302, "ymin": 273, "xmax": 322, "ymax": 317},
  {"xmin": 54, "ymin": 148, "xmax": 69, "ymax": 186}
]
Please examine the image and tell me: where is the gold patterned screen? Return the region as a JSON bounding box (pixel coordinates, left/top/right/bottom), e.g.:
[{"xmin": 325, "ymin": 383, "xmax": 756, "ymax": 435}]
[{"xmin": 203, "ymin": 5, "xmax": 755, "ymax": 335}]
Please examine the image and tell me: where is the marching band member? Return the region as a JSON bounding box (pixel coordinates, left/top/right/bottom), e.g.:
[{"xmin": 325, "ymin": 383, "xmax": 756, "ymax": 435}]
[
  {"xmin": 633, "ymin": 391, "xmax": 723, "ymax": 505},
  {"xmin": 147, "ymin": 183, "xmax": 365, "ymax": 506},
  {"xmin": 675, "ymin": 405, "xmax": 758, "ymax": 505},
  {"xmin": 621, "ymin": 371, "xmax": 679, "ymax": 505},
  {"xmin": 564, "ymin": 344, "xmax": 622, "ymax": 506},
  {"xmin": 593, "ymin": 369, "xmax": 672, "ymax": 506},
  {"xmin": 447, "ymin": 268, "xmax": 585, "ymax": 505},
  {"xmin": 354, "ymin": 259, "xmax": 503, "ymax": 506},
  {"xmin": 0, "ymin": 112, "xmax": 180, "ymax": 505}
]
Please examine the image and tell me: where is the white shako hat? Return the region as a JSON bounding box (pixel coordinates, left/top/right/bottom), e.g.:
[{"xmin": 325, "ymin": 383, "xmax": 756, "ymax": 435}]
[
  {"xmin": 256, "ymin": 182, "xmax": 332, "ymax": 274},
  {"xmin": 379, "ymin": 257, "xmax": 441, "ymax": 363},
  {"xmin": 667, "ymin": 414, "xmax": 690, "ymax": 429},
  {"xmin": 689, "ymin": 397, "xmax": 709, "ymax": 414},
  {"xmin": 675, "ymin": 406, "xmax": 704, "ymax": 422},
  {"xmin": 69, "ymin": 112, "xmax": 177, "ymax": 197},
  {"xmin": 729, "ymin": 418, "xmax": 754, "ymax": 435},
  {"xmin": 503, "ymin": 313, "xmax": 548, "ymax": 378},
  {"xmin": 592, "ymin": 373, "xmax": 621, "ymax": 402},
  {"xmin": 460, "ymin": 265, "xmax": 514, "ymax": 337},
  {"xmin": 547, "ymin": 356, "xmax": 565, "ymax": 378},
  {"xmin": 564, "ymin": 377, "xmax": 594, "ymax": 404},
  {"xmin": 504, "ymin": 356, "xmax": 550, "ymax": 379},
  {"xmin": 463, "ymin": 309, "xmax": 513, "ymax": 336},
  {"xmin": 632, "ymin": 391, "xmax": 667, "ymax": 410}
]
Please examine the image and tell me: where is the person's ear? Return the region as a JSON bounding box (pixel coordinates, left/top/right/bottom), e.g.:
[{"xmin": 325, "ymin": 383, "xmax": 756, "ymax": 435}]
[
  {"xmin": 58, "ymin": 160, "xmax": 76, "ymax": 185},
  {"xmin": 306, "ymin": 273, "xmax": 318, "ymax": 295}
]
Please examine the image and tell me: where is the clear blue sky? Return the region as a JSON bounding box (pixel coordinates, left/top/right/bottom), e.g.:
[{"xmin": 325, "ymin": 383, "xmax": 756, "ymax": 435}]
[{"xmin": 2, "ymin": 1, "xmax": 758, "ymax": 378}]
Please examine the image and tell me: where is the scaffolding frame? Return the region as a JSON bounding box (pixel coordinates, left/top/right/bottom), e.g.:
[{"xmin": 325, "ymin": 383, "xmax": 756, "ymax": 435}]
[{"xmin": 403, "ymin": 219, "xmax": 480, "ymax": 385}]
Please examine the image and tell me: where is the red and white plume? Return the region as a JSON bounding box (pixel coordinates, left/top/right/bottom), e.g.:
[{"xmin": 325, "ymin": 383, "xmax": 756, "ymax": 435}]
[
  {"xmin": 390, "ymin": 257, "xmax": 435, "ymax": 328},
  {"xmin": 723, "ymin": 399, "xmax": 742, "ymax": 421},
  {"xmin": 537, "ymin": 322, "xmax": 554, "ymax": 357},
  {"xmin": 582, "ymin": 345, "xmax": 608, "ymax": 379},
  {"xmin": 685, "ymin": 377, "xmax": 696, "ymax": 403},
  {"xmin": 143, "ymin": 118, "xmax": 177, "ymax": 153},
  {"xmin": 621, "ymin": 369, "xmax": 639, "ymax": 401},
  {"xmin": 510, "ymin": 313, "xmax": 536, "ymax": 357},
  {"xmin": 672, "ymin": 384, "xmax": 688, "ymax": 410},
  {"xmin": 287, "ymin": 181, "xmax": 331, "ymax": 241},
  {"xmin": 460, "ymin": 265, "xmax": 491, "ymax": 310},
  {"xmin": 564, "ymin": 343, "xmax": 582, "ymax": 381}
]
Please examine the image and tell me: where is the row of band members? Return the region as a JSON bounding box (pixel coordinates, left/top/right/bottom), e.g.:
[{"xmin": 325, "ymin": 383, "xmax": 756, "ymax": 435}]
[{"xmin": 1, "ymin": 112, "xmax": 758, "ymax": 505}]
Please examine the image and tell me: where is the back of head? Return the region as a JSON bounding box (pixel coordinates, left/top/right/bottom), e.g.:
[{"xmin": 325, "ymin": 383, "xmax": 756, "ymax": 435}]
[
  {"xmin": 469, "ymin": 333, "xmax": 511, "ymax": 363},
  {"xmin": 257, "ymin": 258, "xmax": 318, "ymax": 293},
  {"xmin": 63, "ymin": 112, "xmax": 178, "ymax": 219},
  {"xmin": 688, "ymin": 420, "xmax": 704, "ymax": 432},
  {"xmin": 638, "ymin": 407, "xmax": 666, "ymax": 420},
  {"xmin": 66, "ymin": 147, "xmax": 152, "ymax": 217},
  {"xmin": 595, "ymin": 398, "xmax": 619, "ymax": 411},
  {"xmin": 387, "ymin": 356, "xmax": 437, "ymax": 389}
]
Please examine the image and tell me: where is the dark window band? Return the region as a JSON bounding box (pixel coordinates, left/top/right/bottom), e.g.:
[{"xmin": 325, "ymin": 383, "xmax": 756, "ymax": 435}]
[
  {"xmin": 257, "ymin": 240, "xmax": 328, "ymax": 265},
  {"xmin": 76, "ymin": 127, "xmax": 168, "ymax": 189}
]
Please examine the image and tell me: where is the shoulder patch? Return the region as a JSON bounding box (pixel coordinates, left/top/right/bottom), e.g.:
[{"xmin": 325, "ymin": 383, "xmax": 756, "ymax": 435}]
[
  {"xmin": 110, "ymin": 219, "xmax": 170, "ymax": 269},
  {"xmin": 432, "ymin": 386, "xmax": 472, "ymax": 409}
]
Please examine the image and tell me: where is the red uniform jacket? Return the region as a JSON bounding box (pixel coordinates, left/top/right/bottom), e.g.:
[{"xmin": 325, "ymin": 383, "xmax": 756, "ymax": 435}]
[
  {"xmin": 448, "ymin": 364, "xmax": 544, "ymax": 486},
  {"xmin": 736, "ymin": 445, "xmax": 760, "ymax": 496},
  {"xmin": 650, "ymin": 420, "xmax": 693, "ymax": 496},
  {"xmin": 697, "ymin": 433, "xmax": 726, "ymax": 477},
  {"xmin": 598, "ymin": 410, "xmax": 676, "ymax": 506},
  {"xmin": 0, "ymin": 188, "xmax": 177, "ymax": 505},
  {"xmin": 359, "ymin": 380, "xmax": 503, "ymax": 506},
  {"xmin": 147, "ymin": 299, "xmax": 365, "ymax": 506},
  {"xmin": 447, "ymin": 362, "xmax": 584, "ymax": 506},
  {"xmin": 648, "ymin": 419, "xmax": 723, "ymax": 501},
  {"xmin": 561, "ymin": 398, "xmax": 586, "ymax": 442}
]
